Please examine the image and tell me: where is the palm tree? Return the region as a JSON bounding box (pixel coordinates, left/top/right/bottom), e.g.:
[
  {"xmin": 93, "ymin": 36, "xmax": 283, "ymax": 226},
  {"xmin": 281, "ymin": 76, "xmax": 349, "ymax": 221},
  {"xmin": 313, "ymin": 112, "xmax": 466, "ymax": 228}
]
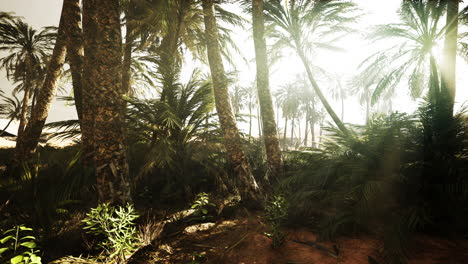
[
  {"xmin": 329, "ymin": 76, "xmax": 347, "ymax": 122},
  {"xmin": 14, "ymin": 0, "xmax": 76, "ymax": 164},
  {"xmin": 0, "ymin": 16, "xmax": 55, "ymax": 139},
  {"xmin": 359, "ymin": 1, "xmax": 446, "ymax": 105},
  {"xmin": 252, "ymin": 0, "xmax": 282, "ymax": 180},
  {"xmin": 264, "ymin": 0, "xmax": 359, "ymax": 137},
  {"xmin": 0, "ymin": 92, "xmax": 22, "ymax": 137},
  {"xmin": 275, "ymin": 82, "xmax": 301, "ymax": 147},
  {"xmin": 202, "ymin": 0, "xmax": 261, "ymax": 203},
  {"xmin": 82, "ymin": 0, "xmax": 131, "ymax": 204}
]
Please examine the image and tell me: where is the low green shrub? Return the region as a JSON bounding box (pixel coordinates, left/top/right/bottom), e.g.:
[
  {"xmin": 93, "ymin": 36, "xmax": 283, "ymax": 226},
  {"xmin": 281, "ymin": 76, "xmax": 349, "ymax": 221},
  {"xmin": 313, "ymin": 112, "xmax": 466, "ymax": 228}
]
[
  {"xmin": 264, "ymin": 194, "xmax": 289, "ymax": 248},
  {"xmin": 82, "ymin": 203, "xmax": 140, "ymax": 262}
]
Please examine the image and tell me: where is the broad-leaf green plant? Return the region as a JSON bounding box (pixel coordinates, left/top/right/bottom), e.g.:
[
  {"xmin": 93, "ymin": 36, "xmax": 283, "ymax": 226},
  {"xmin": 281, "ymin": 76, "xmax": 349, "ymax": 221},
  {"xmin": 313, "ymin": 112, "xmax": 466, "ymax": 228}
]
[{"xmin": 0, "ymin": 225, "xmax": 42, "ymax": 264}]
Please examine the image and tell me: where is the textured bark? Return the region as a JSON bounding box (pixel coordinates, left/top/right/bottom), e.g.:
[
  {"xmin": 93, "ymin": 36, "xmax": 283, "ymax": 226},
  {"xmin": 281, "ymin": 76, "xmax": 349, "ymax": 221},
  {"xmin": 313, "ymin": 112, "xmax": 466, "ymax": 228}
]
[
  {"xmin": 85, "ymin": 0, "xmax": 131, "ymax": 204},
  {"xmin": 13, "ymin": 0, "xmax": 69, "ymax": 161},
  {"xmin": 440, "ymin": 0, "xmax": 458, "ymax": 113},
  {"xmin": 296, "ymin": 46, "xmax": 350, "ymax": 137},
  {"xmin": 65, "ymin": 0, "xmax": 84, "ymax": 121},
  {"xmin": 202, "ymin": 0, "xmax": 261, "ymax": 203},
  {"xmin": 81, "ymin": 0, "xmax": 98, "ymax": 167},
  {"xmin": 252, "ymin": 0, "xmax": 282, "ymax": 180}
]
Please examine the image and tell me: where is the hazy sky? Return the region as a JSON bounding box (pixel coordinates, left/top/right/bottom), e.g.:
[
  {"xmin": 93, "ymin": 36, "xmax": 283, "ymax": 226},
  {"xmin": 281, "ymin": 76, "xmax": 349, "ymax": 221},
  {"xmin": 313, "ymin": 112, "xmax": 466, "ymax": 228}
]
[{"xmin": 0, "ymin": 0, "xmax": 467, "ymax": 131}]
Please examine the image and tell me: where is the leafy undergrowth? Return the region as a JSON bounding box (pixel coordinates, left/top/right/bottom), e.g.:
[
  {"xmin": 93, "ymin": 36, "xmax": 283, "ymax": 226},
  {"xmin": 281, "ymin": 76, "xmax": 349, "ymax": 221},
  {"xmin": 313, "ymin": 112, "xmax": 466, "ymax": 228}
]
[{"xmin": 103, "ymin": 212, "xmax": 468, "ymax": 264}]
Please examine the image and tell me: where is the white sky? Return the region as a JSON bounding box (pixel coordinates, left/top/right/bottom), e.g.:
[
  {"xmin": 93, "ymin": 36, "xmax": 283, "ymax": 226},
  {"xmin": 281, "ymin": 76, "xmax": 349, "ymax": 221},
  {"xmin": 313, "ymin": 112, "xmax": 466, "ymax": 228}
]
[{"xmin": 0, "ymin": 0, "xmax": 467, "ymax": 134}]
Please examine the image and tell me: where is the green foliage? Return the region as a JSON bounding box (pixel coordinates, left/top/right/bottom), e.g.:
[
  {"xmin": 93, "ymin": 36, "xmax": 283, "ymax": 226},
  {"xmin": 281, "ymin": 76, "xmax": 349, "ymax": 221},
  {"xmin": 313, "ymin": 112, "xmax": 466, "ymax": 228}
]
[
  {"xmin": 82, "ymin": 203, "xmax": 140, "ymax": 262},
  {"xmin": 190, "ymin": 192, "xmax": 215, "ymax": 221},
  {"xmin": 281, "ymin": 102, "xmax": 468, "ymax": 264},
  {"xmin": 126, "ymin": 70, "xmax": 226, "ymax": 202},
  {"xmin": 0, "ymin": 225, "xmax": 42, "ymax": 264},
  {"xmin": 264, "ymin": 194, "xmax": 289, "ymax": 248}
]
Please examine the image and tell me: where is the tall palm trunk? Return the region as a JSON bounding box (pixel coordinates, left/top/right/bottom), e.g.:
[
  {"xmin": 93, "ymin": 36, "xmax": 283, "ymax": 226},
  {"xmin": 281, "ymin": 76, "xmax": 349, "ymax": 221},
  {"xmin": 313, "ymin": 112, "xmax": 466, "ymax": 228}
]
[
  {"xmin": 202, "ymin": 0, "xmax": 261, "ymax": 203},
  {"xmin": 249, "ymin": 101, "xmax": 252, "ymax": 138},
  {"xmin": 13, "ymin": 0, "xmax": 71, "ymax": 162},
  {"xmin": 441, "ymin": 0, "xmax": 459, "ymax": 114},
  {"xmin": 296, "ymin": 45, "xmax": 350, "ymax": 137},
  {"xmin": 88, "ymin": 0, "xmax": 131, "ymax": 204},
  {"xmin": 159, "ymin": 4, "xmax": 185, "ymax": 102},
  {"xmin": 283, "ymin": 116, "xmax": 288, "ymax": 144},
  {"xmin": 290, "ymin": 118, "xmax": 294, "ymax": 142},
  {"xmin": 82, "ymin": 0, "xmax": 98, "ymax": 167},
  {"xmin": 66, "ymin": 0, "xmax": 84, "ymax": 122},
  {"xmin": 16, "ymin": 76, "xmax": 31, "ymax": 139},
  {"xmin": 257, "ymin": 107, "xmax": 262, "ymax": 138},
  {"xmin": 122, "ymin": 9, "xmax": 135, "ymax": 95},
  {"xmin": 304, "ymin": 106, "xmax": 309, "ymax": 146},
  {"xmin": 252, "ymin": 0, "xmax": 282, "ymax": 180}
]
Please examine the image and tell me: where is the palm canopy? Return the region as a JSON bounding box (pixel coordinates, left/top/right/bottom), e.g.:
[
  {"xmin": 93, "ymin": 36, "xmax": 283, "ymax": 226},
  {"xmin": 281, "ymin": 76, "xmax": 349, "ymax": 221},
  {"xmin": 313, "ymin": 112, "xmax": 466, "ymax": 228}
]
[
  {"xmin": 264, "ymin": 0, "xmax": 359, "ymax": 56},
  {"xmin": 358, "ymin": 0, "xmax": 447, "ymax": 105},
  {"xmin": 263, "ymin": 0, "xmax": 359, "ymax": 136},
  {"xmin": 0, "ymin": 16, "xmax": 55, "ymax": 81}
]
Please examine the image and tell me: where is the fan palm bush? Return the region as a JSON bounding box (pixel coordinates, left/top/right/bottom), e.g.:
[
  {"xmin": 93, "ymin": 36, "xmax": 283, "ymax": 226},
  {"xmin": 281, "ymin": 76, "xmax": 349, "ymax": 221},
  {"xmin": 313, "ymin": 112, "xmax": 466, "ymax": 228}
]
[
  {"xmin": 281, "ymin": 100, "xmax": 468, "ymax": 264},
  {"xmin": 125, "ymin": 70, "xmax": 228, "ymax": 203}
]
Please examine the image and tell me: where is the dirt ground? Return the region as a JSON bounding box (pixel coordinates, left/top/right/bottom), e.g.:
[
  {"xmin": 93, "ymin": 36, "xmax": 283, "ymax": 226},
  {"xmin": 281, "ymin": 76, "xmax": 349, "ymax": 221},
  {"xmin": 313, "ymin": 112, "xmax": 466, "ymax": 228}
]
[{"xmin": 124, "ymin": 214, "xmax": 468, "ymax": 264}]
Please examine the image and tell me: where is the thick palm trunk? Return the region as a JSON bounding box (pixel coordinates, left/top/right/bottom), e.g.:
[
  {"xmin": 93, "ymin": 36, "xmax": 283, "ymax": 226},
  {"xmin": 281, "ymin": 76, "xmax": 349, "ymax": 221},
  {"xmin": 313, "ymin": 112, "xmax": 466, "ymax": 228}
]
[
  {"xmin": 84, "ymin": 0, "xmax": 131, "ymax": 204},
  {"xmin": 202, "ymin": 0, "xmax": 261, "ymax": 203},
  {"xmin": 296, "ymin": 46, "xmax": 350, "ymax": 137},
  {"xmin": 82, "ymin": 0, "xmax": 98, "ymax": 167},
  {"xmin": 441, "ymin": 0, "xmax": 459, "ymax": 114},
  {"xmin": 82, "ymin": 0, "xmax": 131, "ymax": 204},
  {"xmin": 13, "ymin": 0, "xmax": 71, "ymax": 162},
  {"xmin": 252, "ymin": 0, "xmax": 282, "ymax": 180}
]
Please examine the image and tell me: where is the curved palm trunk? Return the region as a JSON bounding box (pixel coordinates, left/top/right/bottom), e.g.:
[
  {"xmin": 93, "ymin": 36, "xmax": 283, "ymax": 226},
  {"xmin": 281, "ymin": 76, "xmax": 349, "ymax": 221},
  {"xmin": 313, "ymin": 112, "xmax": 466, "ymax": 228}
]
[
  {"xmin": 252, "ymin": 0, "xmax": 282, "ymax": 180},
  {"xmin": 66, "ymin": 0, "xmax": 84, "ymax": 122},
  {"xmin": 85, "ymin": 0, "xmax": 131, "ymax": 204},
  {"xmin": 202, "ymin": 0, "xmax": 261, "ymax": 203},
  {"xmin": 16, "ymin": 81, "xmax": 31, "ymax": 140},
  {"xmin": 13, "ymin": 0, "xmax": 71, "ymax": 162},
  {"xmin": 296, "ymin": 46, "xmax": 350, "ymax": 137},
  {"xmin": 441, "ymin": 0, "xmax": 459, "ymax": 114}
]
